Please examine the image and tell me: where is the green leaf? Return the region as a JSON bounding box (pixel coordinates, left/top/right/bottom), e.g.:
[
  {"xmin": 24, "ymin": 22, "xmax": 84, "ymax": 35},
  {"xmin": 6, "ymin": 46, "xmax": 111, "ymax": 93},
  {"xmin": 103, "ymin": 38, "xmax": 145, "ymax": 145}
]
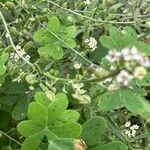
[
  {"xmin": 65, "ymin": 26, "xmax": 76, "ymax": 38},
  {"xmin": 38, "ymin": 44, "xmax": 63, "ymax": 60},
  {"xmin": 0, "ymin": 63, "xmax": 6, "ymax": 75},
  {"xmin": 38, "ymin": 44, "xmax": 54, "ymax": 58},
  {"xmin": 98, "ymin": 90, "xmax": 123, "ymax": 112},
  {"xmin": 81, "ymin": 116, "xmax": 107, "ymax": 147},
  {"xmin": 134, "ymin": 41, "xmax": 150, "ymax": 55},
  {"xmin": 47, "ymin": 96, "xmax": 68, "ymax": 124},
  {"xmin": 47, "ymin": 16, "xmax": 60, "ymax": 33},
  {"xmin": 34, "ymin": 91, "xmax": 51, "ymax": 106},
  {"xmin": 33, "ymin": 29, "xmax": 54, "ymax": 45},
  {"xmin": 121, "ymin": 89, "xmax": 145, "ymax": 114},
  {"xmin": 100, "ymin": 36, "xmax": 116, "ymax": 49},
  {"xmin": 109, "ymin": 26, "xmax": 122, "ymax": 49},
  {"xmin": 123, "ymin": 26, "xmax": 137, "ymax": 39},
  {"xmin": 17, "ymin": 93, "xmax": 81, "ymax": 148},
  {"xmin": 91, "ymin": 141, "xmax": 127, "ymax": 150},
  {"xmin": 59, "ymin": 110, "xmax": 80, "ymax": 123},
  {"xmin": 52, "ymin": 46, "xmax": 63, "ymax": 59},
  {"xmin": 98, "ymin": 88, "xmax": 145, "ymax": 115},
  {"xmin": 100, "ymin": 26, "xmax": 138, "ymax": 50},
  {"xmin": 17, "ymin": 120, "xmax": 44, "ymax": 137},
  {"xmin": 48, "ymin": 138, "xmax": 75, "ymax": 150},
  {"xmin": 141, "ymin": 100, "xmax": 150, "ymax": 119},
  {"xmin": 49, "ymin": 122, "xmax": 82, "ymax": 138},
  {"xmin": 28, "ymin": 102, "xmax": 47, "ymax": 126},
  {"xmin": 22, "ymin": 132, "xmax": 44, "ymax": 150},
  {"xmin": 0, "ymin": 52, "xmax": 9, "ymax": 64},
  {"xmin": 62, "ymin": 38, "xmax": 76, "ymax": 48},
  {"xmin": 12, "ymin": 99, "xmax": 29, "ymax": 120}
]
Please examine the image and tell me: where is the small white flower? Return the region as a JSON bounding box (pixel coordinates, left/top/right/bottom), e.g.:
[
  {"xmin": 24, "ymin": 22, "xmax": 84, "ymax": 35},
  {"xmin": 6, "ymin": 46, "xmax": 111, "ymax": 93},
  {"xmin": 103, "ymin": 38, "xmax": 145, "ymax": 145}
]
[
  {"xmin": 16, "ymin": 45, "xmax": 21, "ymax": 50},
  {"xmin": 25, "ymin": 55, "xmax": 31, "ymax": 61},
  {"xmin": 131, "ymin": 129, "xmax": 136, "ymax": 137},
  {"xmin": 85, "ymin": 39, "xmax": 89, "ymax": 43},
  {"xmin": 6, "ymin": 33, "xmax": 10, "ymax": 38},
  {"xmin": 139, "ymin": 56, "xmax": 150, "ymax": 68},
  {"xmin": 130, "ymin": 125, "xmax": 139, "ymax": 130},
  {"xmin": 106, "ymin": 50, "xmax": 121, "ymax": 62},
  {"xmin": 74, "ymin": 62, "xmax": 81, "ymax": 69},
  {"xmin": 122, "ymin": 47, "xmax": 138, "ymax": 61},
  {"xmin": 125, "ymin": 130, "xmax": 132, "ymax": 138},
  {"xmin": 107, "ymin": 83, "xmax": 119, "ymax": 91},
  {"xmin": 72, "ymin": 83, "xmax": 84, "ymax": 89},
  {"xmin": 134, "ymin": 66, "xmax": 147, "ymax": 79},
  {"xmin": 125, "ymin": 121, "xmax": 131, "ymax": 127},
  {"xmin": 103, "ymin": 77, "xmax": 112, "ymax": 83},
  {"xmin": 85, "ymin": 37, "xmax": 97, "ymax": 51},
  {"xmin": 116, "ymin": 70, "xmax": 133, "ymax": 86},
  {"xmin": 84, "ymin": 0, "xmax": 91, "ymax": 5}
]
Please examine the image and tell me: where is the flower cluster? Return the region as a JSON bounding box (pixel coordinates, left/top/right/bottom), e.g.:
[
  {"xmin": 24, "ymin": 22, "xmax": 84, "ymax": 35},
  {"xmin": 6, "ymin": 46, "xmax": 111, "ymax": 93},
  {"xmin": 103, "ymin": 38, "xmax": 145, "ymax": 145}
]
[
  {"xmin": 106, "ymin": 47, "xmax": 150, "ymax": 68},
  {"xmin": 105, "ymin": 47, "xmax": 150, "ymax": 87},
  {"xmin": 10, "ymin": 45, "xmax": 30, "ymax": 62},
  {"xmin": 85, "ymin": 37, "xmax": 97, "ymax": 51},
  {"xmin": 72, "ymin": 83, "xmax": 91, "ymax": 104},
  {"xmin": 124, "ymin": 121, "xmax": 139, "ymax": 138}
]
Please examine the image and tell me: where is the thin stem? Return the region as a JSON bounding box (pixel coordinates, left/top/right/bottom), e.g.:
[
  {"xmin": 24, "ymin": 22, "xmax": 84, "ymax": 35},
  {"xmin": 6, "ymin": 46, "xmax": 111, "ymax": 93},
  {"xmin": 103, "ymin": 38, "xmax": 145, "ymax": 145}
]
[
  {"xmin": 47, "ymin": 0, "xmax": 137, "ymax": 25},
  {"xmin": 44, "ymin": 69, "xmax": 120, "ymax": 83},
  {"xmin": 0, "ymin": 130, "xmax": 22, "ymax": 146}
]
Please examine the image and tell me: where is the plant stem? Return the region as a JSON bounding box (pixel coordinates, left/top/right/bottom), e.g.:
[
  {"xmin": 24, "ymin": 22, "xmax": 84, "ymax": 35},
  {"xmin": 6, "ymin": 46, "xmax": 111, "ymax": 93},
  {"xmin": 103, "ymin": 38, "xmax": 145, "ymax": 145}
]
[
  {"xmin": 44, "ymin": 69, "xmax": 120, "ymax": 83},
  {"xmin": 47, "ymin": 0, "xmax": 148, "ymax": 25},
  {"xmin": 0, "ymin": 130, "xmax": 22, "ymax": 146}
]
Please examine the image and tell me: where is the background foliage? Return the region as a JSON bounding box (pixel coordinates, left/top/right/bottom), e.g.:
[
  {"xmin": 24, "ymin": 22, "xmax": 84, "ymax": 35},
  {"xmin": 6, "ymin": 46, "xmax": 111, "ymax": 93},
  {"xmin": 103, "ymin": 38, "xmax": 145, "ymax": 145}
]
[{"xmin": 0, "ymin": 0, "xmax": 150, "ymax": 150}]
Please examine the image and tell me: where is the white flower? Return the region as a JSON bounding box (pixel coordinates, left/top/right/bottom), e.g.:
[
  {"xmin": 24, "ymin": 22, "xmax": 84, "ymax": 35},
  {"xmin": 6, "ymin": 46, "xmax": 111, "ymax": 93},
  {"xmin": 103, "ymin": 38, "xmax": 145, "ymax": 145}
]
[
  {"xmin": 85, "ymin": 37, "xmax": 97, "ymax": 51},
  {"xmin": 125, "ymin": 130, "xmax": 132, "ymax": 138},
  {"xmin": 6, "ymin": 33, "xmax": 10, "ymax": 38},
  {"xmin": 103, "ymin": 77, "xmax": 112, "ymax": 84},
  {"xmin": 108, "ymin": 83, "xmax": 119, "ymax": 91},
  {"xmin": 139, "ymin": 56, "xmax": 150, "ymax": 68},
  {"xmin": 134, "ymin": 66, "xmax": 147, "ymax": 79},
  {"xmin": 74, "ymin": 62, "xmax": 81, "ymax": 69},
  {"xmin": 106, "ymin": 50, "xmax": 121, "ymax": 62},
  {"xmin": 116, "ymin": 70, "xmax": 133, "ymax": 86},
  {"xmin": 122, "ymin": 47, "xmax": 138, "ymax": 61},
  {"xmin": 25, "ymin": 55, "xmax": 31, "ymax": 61},
  {"xmin": 130, "ymin": 125, "xmax": 139, "ymax": 130},
  {"xmin": 131, "ymin": 129, "xmax": 136, "ymax": 137},
  {"xmin": 125, "ymin": 121, "xmax": 131, "ymax": 127},
  {"xmin": 16, "ymin": 45, "xmax": 21, "ymax": 50},
  {"xmin": 84, "ymin": 0, "xmax": 91, "ymax": 5},
  {"xmin": 72, "ymin": 83, "xmax": 84, "ymax": 89}
]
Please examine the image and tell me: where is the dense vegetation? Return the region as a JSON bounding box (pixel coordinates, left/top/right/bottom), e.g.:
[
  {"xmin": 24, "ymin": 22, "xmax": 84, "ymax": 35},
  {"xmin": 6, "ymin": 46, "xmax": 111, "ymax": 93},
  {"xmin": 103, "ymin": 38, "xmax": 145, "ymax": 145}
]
[{"xmin": 0, "ymin": 0, "xmax": 150, "ymax": 150}]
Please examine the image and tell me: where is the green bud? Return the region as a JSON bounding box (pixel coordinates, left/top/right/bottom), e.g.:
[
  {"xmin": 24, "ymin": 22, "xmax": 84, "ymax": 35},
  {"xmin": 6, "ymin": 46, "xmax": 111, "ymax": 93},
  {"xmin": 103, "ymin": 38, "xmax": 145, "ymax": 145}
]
[
  {"xmin": 5, "ymin": 1, "xmax": 14, "ymax": 10},
  {"xmin": 26, "ymin": 74, "xmax": 38, "ymax": 84},
  {"xmin": 23, "ymin": 41, "xmax": 33, "ymax": 52},
  {"xmin": 49, "ymin": 69, "xmax": 55, "ymax": 75},
  {"xmin": 10, "ymin": 27, "xmax": 18, "ymax": 36}
]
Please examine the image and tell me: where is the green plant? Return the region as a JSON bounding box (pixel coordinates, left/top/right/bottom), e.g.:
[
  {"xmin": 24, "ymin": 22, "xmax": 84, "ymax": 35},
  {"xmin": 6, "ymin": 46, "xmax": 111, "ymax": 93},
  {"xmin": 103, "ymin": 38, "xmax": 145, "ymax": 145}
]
[{"xmin": 0, "ymin": 0, "xmax": 150, "ymax": 150}]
